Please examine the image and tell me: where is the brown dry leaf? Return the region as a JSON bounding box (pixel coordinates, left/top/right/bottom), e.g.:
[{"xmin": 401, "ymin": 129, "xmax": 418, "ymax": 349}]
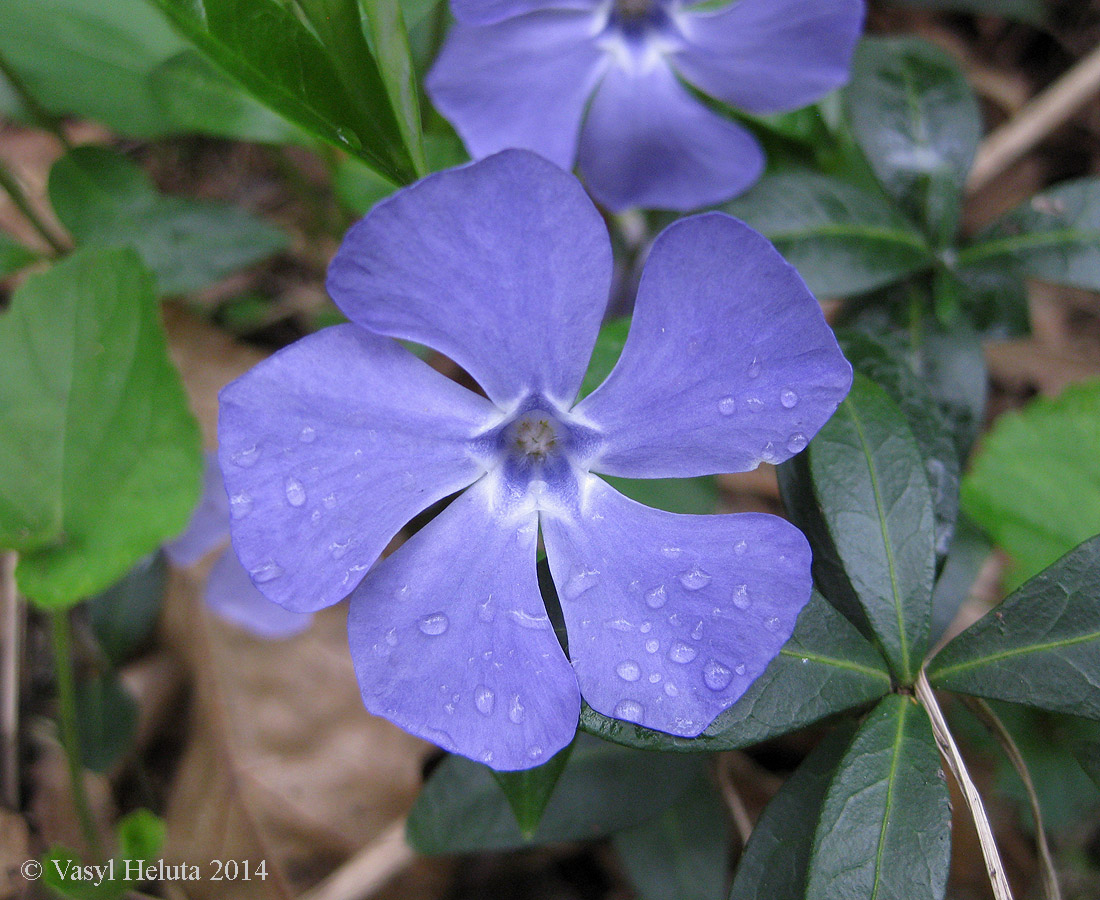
[
  {"xmin": 0, "ymin": 809, "xmax": 30, "ymax": 900},
  {"xmin": 158, "ymin": 309, "xmax": 444, "ymax": 899}
]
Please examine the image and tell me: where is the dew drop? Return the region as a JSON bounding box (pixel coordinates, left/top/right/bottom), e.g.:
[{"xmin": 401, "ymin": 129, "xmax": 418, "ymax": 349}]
[
  {"xmin": 605, "ymin": 618, "xmax": 634, "ymax": 632},
  {"xmin": 746, "ymin": 397, "xmax": 765, "ymax": 412},
  {"xmin": 640, "ymin": 621, "xmax": 652, "ymax": 634},
  {"xmin": 509, "ymin": 610, "xmax": 550, "ymax": 630},
  {"xmin": 616, "ymin": 660, "xmax": 641, "ymax": 682},
  {"xmin": 703, "ymin": 660, "xmax": 733, "ymax": 691},
  {"xmin": 299, "ymin": 425, "xmax": 316, "ymax": 443},
  {"xmin": 787, "ymin": 432, "xmax": 808, "ymax": 453},
  {"xmin": 310, "ymin": 509, "xmax": 321, "ymax": 524},
  {"xmin": 614, "ymin": 700, "xmax": 644, "ymax": 723},
  {"xmin": 668, "ymin": 642, "xmax": 697, "ymax": 664},
  {"xmin": 765, "ymin": 616, "xmax": 782, "ymax": 632},
  {"xmin": 478, "ymin": 596, "xmax": 495, "ymax": 622},
  {"xmin": 747, "ymin": 356, "xmax": 761, "ymax": 378},
  {"xmin": 732, "ymin": 584, "xmax": 750, "ymax": 610},
  {"xmin": 648, "ymin": 672, "xmax": 661, "ymax": 683},
  {"xmin": 322, "ymin": 493, "xmax": 338, "ymax": 510},
  {"xmin": 661, "ymin": 546, "xmax": 683, "ymax": 559},
  {"xmin": 474, "ymin": 686, "xmax": 495, "ymax": 716},
  {"xmin": 645, "ymin": 639, "xmax": 659, "ymax": 654},
  {"xmin": 565, "ymin": 567, "xmax": 600, "ymax": 599},
  {"xmin": 285, "ymin": 476, "xmax": 306, "ymax": 507},
  {"xmin": 664, "ymin": 683, "xmax": 679, "ymax": 697},
  {"xmin": 229, "ymin": 492, "xmax": 253, "ymax": 520},
  {"xmin": 231, "ymin": 444, "xmax": 260, "ymax": 467},
  {"xmin": 734, "ymin": 540, "xmax": 747, "ymax": 556},
  {"xmin": 645, "ymin": 585, "xmax": 668, "ymax": 609},
  {"xmin": 329, "ymin": 539, "xmax": 351, "ymax": 560},
  {"xmin": 528, "ymin": 745, "xmax": 544, "ymax": 761},
  {"xmin": 509, "ymin": 695, "xmax": 526, "ymax": 724},
  {"xmin": 418, "ymin": 613, "xmax": 449, "ymax": 636},
  {"xmin": 385, "ymin": 627, "xmax": 398, "ymax": 647},
  {"xmin": 679, "ymin": 566, "xmax": 712, "ymax": 591},
  {"xmin": 717, "ymin": 396, "xmax": 737, "ymax": 416},
  {"xmin": 250, "ymin": 561, "xmax": 283, "ymax": 583},
  {"xmin": 480, "ymin": 750, "xmax": 493, "ymax": 764},
  {"xmin": 735, "ymin": 663, "xmax": 746, "ymax": 676},
  {"xmin": 780, "ymin": 389, "xmax": 799, "ymax": 409},
  {"xmin": 691, "ymin": 620, "xmax": 704, "ymax": 640}
]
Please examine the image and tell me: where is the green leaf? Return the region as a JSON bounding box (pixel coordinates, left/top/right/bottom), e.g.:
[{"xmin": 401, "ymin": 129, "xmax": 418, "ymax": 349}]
[
  {"xmin": 961, "ymin": 379, "xmax": 1100, "ymax": 585},
  {"xmin": 0, "ymin": 0, "xmax": 295, "ymax": 140},
  {"xmin": 491, "ymin": 739, "xmax": 575, "ymax": 838},
  {"xmin": 117, "ymin": 809, "xmax": 166, "ymax": 860},
  {"xmin": 846, "ymin": 36, "xmax": 980, "ymax": 245},
  {"xmin": 0, "ymin": 230, "xmax": 39, "ymax": 277},
  {"xmin": 928, "ymin": 535, "xmax": 1100, "ymax": 718},
  {"xmin": 334, "ymin": 132, "xmax": 467, "ymax": 215},
  {"xmin": 149, "ymin": 0, "xmax": 415, "ymax": 183},
  {"xmin": 1072, "ymin": 735, "xmax": 1100, "ymax": 792},
  {"xmin": 888, "ymin": 0, "xmax": 1046, "ymax": 24},
  {"xmin": 359, "ymin": 0, "xmax": 426, "ymax": 177},
  {"xmin": 723, "ymin": 172, "xmax": 932, "ymax": 297},
  {"xmin": 406, "ymin": 735, "xmax": 704, "ymax": 854},
  {"xmin": 958, "ymin": 178, "xmax": 1100, "ymax": 293},
  {"xmin": 807, "ymin": 374, "xmax": 936, "ymax": 682},
  {"xmin": 579, "ymin": 316, "xmax": 631, "ymax": 399},
  {"xmin": 0, "ymin": 248, "xmax": 202, "ymax": 607},
  {"xmin": 48, "ymin": 146, "xmax": 287, "ymax": 296},
  {"xmin": 840, "ymin": 331, "xmax": 960, "ymax": 560},
  {"xmin": 75, "ymin": 671, "xmax": 138, "ymax": 772},
  {"xmin": 916, "ymin": 322, "xmax": 987, "ymax": 460},
  {"xmin": 930, "ymin": 516, "xmax": 991, "ymax": 644},
  {"xmin": 580, "ymin": 591, "xmax": 891, "ymax": 751},
  {"xmin": 613, "ymin": 776, "xmax": 728, "ymax": 900},
  {"xmin": 87, "ymin": 552, "xmax": 167, "ymax": 666},
  {"xmin": 41, "ymin": 847, "xmax": 127, "ymax": 900},
  {"xmin": 727, "ymin": 723, "xmax": 857, "ymax": 900},
  {"xmin": 805, "ymin": 695, "xmax": 951, "ymax": 900}
]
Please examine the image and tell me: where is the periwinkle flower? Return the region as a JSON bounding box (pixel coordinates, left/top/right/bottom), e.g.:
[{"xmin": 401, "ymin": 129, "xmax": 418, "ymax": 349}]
[
  {"xmin": 427, "ymin": 0, "xmax": 864, "ymax": 212},
  {"xmin": 218, "ymin": 151, "xmax": 851, "ymax": 770}
]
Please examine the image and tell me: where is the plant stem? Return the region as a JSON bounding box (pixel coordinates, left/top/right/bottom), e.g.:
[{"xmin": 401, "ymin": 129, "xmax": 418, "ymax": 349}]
[
  {"xmin": 0, "ymin": 50, "xmax": 74, "ymax": 151},
  {"xmin": 50, "ymin": 609, "xmax": 104, "ymax": 861},
  {"xmin": 963, "ymin": 697, "xmax": 1062, "ymax": 900},
  {"xmin": 914, "ymin": 671, "xmax": 1014, "ymax": 900},
  {"xmin": 0, "ymin": 157, "xmax": 68, "ymax": 255}
]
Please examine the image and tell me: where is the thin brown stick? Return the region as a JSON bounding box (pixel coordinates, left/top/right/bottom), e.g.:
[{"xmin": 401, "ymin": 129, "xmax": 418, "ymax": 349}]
[
  {"xmin": 915, "ymin": 671, "xmax": 1014, "ymax": 900},
  {"xmin": 298, "ymin": 818, "xmax": 415, "ymax": 900},
  {"xmin": 0, "ymin": 552, "xmax": 20, "ymax": 809},
  {"xmin": 963, "ymin": 697, "xmax": 1061, "ymax": 900},
  {"xmin": 967, "ymin": 42, "xmax": 1100, "ymax": 193},
  {"xmin": 715, "ymin": 753, "xmax": 753, "ymax": 846}
]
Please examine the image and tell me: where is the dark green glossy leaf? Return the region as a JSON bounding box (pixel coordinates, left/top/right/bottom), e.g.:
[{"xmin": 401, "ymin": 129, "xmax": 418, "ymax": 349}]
[
  {"xmin": 930, "ymin": 516, "xmax": 990, "ymax": 644},
  {"xmin": 846, "ymin": 36, "xmax": 980, "ymax": 244},
  {"xmin": 807, "ymin": 374, "xmax": 936, "ymax": 682},
  {"xmin": 961, "ymin": 379, "xmax": 1100, "ymax": 585},
  {"xmin": 1072, "ymin": 736, "xmax": 1100, "ymax": 792},
  {"xmin": 840, "ymin": 331, "xmax": 960, "ymax": 560},
  {"xmin": 0, "ymin": 248, "xmax": 202, "ymax": 606},
  {"xmin": 958, "ymin": 178, "xmax": 1100, "ymax": 293},
  {"xmin": 805, "ymin": 695, "xmax": 951, "ymax": 900},
  {"xmin": 406, "ymin": 735, "xmax": 704, "ymax": 854},
  {"xmin": 87, "ymin": 551, "xmax": 167, "ymax": 666},
  {"xmin": 0, "ymin": 0, "xmax": 293, "ymax": 140},
  {"xmin": 0, "ymin": 231, "xmax": 38, "ymax": 277},
  {"xmin": 614, "ymin": 776, "xmax": 728, "ymax": 900},
  {"xmin": 728, "ymin": 723, "xmax": 857, "ymax": 900},
  {"xmin": 334, "ymin": 132, "xmax": 467, "ymax": 215},
  {"xmin": 889, "ymin": 0, "xmax": 1045, "ymax": 23},
  {"xmin": 148, "ymin": 0, "xmax": 415, "ymax": 183},
  {"xmin": 75, "ymin": 671, "xmax": 138, "ymax": 772},
  {"xmin": 724, "ymin": 172, "xmax": 932, "ymax": 297},
  {"xmin": 491, "ymin": 738, "xmax": 575, "ymax": 838},
  {"xmin": 48, "ymin": 146, "xmax": 286, "ymax": 296},
  {"xmin": 580, "ymin": 592, "xmax": 891, "ymax": 751},
  {"xmin": 917, "ymin": 322, "xmax": 987, "ymax": 460},
  {"xmin": 929, "ymin": 535, "xmax": 1100, "ymax": 718}
]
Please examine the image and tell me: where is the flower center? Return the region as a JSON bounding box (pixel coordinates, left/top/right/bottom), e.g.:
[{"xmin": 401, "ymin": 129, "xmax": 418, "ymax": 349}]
[{"xmin": 510, "ymin": 413, "xmax": 560, "ymax": 460}]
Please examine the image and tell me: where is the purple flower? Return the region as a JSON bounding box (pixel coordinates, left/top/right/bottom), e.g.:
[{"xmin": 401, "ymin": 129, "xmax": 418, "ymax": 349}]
[
  {"xmin": 426, "ymin": 0, "xmax": 864, "ymax": 212},
  {"xmin": 218, "ymin": 151, "xmax": 852, "ymax": 770}
]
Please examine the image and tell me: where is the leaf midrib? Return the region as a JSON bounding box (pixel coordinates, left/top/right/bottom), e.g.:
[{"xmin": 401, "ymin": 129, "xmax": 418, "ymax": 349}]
[
  {"xmin": 931, "ymin": 625, "xmax": 1100, "ymax": 681},
  {"xmin": 870, "ymin": 703, "xmax": 908, "ymax": 900}
]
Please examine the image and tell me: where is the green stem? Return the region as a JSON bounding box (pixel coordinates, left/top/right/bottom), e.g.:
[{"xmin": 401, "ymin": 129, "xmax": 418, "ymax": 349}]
[
  {"xmin": 0, "ymin": 157, "xmax": 68, "ymax": 255},
  {"xmin": 50, "ymin": 610, "xmax": 104, "ymax": 861},
  {"xmin": 0, "ymin": 50, "xmax": 74, "ymax": 151}
]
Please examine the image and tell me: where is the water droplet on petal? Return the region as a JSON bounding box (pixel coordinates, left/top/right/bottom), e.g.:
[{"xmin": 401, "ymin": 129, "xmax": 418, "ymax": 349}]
[
  {"xmin": 605, "ymin": 618, "xmax": 634, "ymax": 632},
  {"xmin": 285, "ymin": 476, "xmax": 306, "ymax": 507},
  {"xmin": 734, "ymin": 540, "xmax": 747, "ymax": 555},
  {"xmin": 385, "ymin": 627, "xmax": 398, "ymax": 647},
  {"xmin": 299, "ymin": 425, "xmax": 316, "ymax": 443},
  {"xmin": 474, "ymin": 686, "xmax": 495, "ymax": 716},
  {"xmin": 765, "ymin": 616, "xmax": 782, "ymax": 632},
  {"xmin": 717, "ymin": 396, "xmax": 736, "ymax": 416},
  {"xmin": 645, "ymin": 639, "xmax": 659, "ymax": 654},
  {"xmin": 310, "ymin": 509, "xmax": 321, "ymax": 523},
  {"xmin": 528, "ymin": 745, "xmax": 544, "ymax": 760},
  {"xmin": 703, "ymin": 660, "xmax": 733, "ymax": 691},
  {"xmin": 330, "ymin": 539, "xmax": 351, "ymax": 560},
  {"xmin": 787, "ymin": 432, "xmax": 808, "ymax": 453},
  {"xmin": 780, "ymin": 389, "xmax": 799, "ymax": 409},
  {"xmin": 418, "ymin": 613, "xmax": 449, "ymax": 636},
  {"xmin": 648, "ymin": 672, "xmax": 661, "ymax": 683},
  {"xmin": 668, "ymin": 642, "xmax": 697, "ymax": 664},
  {"xmin": 509, "ymin": 695, "xmax": 525, "ymax": 724},
  {"xmin": 480, "ymin": 750, "xmax": 493, "ymax": 763},
  {"xmin": 614, "ymin": 700, "xmax": 644, "ymax": 723},
  {"xmin": 564, "ymin": 567, "xmax": 600, "ymax": 599},
  {"xmin": 250, "ymin": 561, "xmax": 283, "ymax": 583},
  {"xmin": 679, "ymin": 566, "xmax": 711, "ymax": 590},
  {"xmin": 323, "ymin": 493, "xmax": 338, "ymax": 509},
  {"xmin": 761, "ymin": 441, "xmax": 778, "ymax": 462},
  {"xmin": 231, "ymin": 445, "xmax": 260, "ymax": 467},
  {"xmin": 640, "ymin": 621, "xmax": 652, "ymax": 633},
  {"xmin": 645, "ymin": 585, "xmax": 668, "ymax": 609},
  {"xmin": 747, "ymin": 357, "xmax": 761, "ymax": 378},
  {"xmin": 617, "ymin": 660, "xmax": 641, "ymax": 682},
  {"xmin": 732, "ymin": 584, "xmax": 750, "ymax": 609},
  {"xmin": 664, "ymin": 683, "xmax": 679, "ymax": 697},
  {"xmin": 691, "ymin": 620, "xmax": 704, "ymax": 640},
  {"xmin": 477, "ymin": 596, "xmax": 494, "ymax": 622},
  {"xmin": 229, "ymin": 492, "xmax": 252, "ymax": 519},
  {"xmin": 661, "ymin": 546, "xmax": 683, "ymax": 559},
  {"xmin": 508, "ymin": 610, "xmax": 550, "ymax": 630},
  {"xmin": 734, "ymin": 663, "xmax": 746, "ymax": 675},
  {"xmin": 746, "ymin": 397, "xmax": 765, "ymax": 412}
]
